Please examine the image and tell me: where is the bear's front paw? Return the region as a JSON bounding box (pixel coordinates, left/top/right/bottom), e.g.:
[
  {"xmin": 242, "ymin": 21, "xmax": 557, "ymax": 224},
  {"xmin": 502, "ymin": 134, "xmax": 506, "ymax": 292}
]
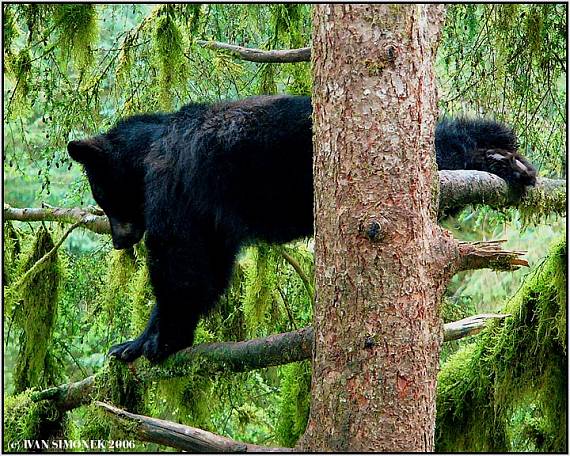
[
  {"xmin": 109, "ymin": 339, "xmax": 145, "ymax": 362},
  {"xmin": 108, "ymin": 333, "xmax": 178, "ymax": 363}
]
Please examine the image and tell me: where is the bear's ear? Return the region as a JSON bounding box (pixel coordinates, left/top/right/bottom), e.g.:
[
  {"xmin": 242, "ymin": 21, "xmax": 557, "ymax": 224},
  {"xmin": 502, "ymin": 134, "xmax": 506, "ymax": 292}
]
[{"xmin": 67, "ymin": 139, "xmax": 105, "ymax": 165}]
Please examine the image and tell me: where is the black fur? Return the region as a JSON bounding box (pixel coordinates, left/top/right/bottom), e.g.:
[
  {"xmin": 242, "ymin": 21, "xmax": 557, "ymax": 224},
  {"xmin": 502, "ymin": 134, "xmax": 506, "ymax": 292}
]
[{"xmin": 67, "ymin": 95, "xmax": 537, "ymax": 363}]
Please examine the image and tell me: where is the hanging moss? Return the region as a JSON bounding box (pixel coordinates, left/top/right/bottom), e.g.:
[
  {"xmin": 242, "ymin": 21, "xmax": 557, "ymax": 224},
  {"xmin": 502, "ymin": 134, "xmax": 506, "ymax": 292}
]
[
  {"xmin": 3, "ymin": 221, "xmax": 21, "ymax": 287},
  {"xmin": 152, "ymin": 6, "xmax": 188, "ymax": 109},
  {"xmin": 436, "ymin": 237, "xmax": 567, "ymax": 452},
  {"xmin": 204, "ymin": 262, "xmax": 246, "ymax": 342},
  {"xmin": 53, "ymin": 4, "xmax": 98, "ymax": 70},
  {"xmin": 154, "ymin": 372, "xmax": 216, "ymax": 432},
  {"xmin": 275, "ymin": 361, "xmax": 311, "ymax": 446},
  {"xmin": 242, "ymin": 244, "xmax": 281, "ymax": 337},
  {"xmin": 129, "ymin": 255, "xmax": 154, "ymax": 337},
  {"xmin": 6, "ymin": 48, "xmax": 33, "ymax": 116},
  {"xmin": 518, "ymin": 183, "xmax": 566, "ymax": 227},
  {"xmin": 100, "ymin": 249, "xmax": 137, "ymax": 335},
  {"xmin": 8, "ymin": 226, "xmax": 61, "ymax": 393},
  {"xmin": 258, "ymin": 64, "xmax": 278, "ymax": 95},
  {"xmin": 3, "ymin": 5, "xmax": 19, "ymax": 57}
]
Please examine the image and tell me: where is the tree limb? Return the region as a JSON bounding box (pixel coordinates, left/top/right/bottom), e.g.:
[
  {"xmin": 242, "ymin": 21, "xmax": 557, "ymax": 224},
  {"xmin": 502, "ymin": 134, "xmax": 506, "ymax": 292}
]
[
  {"xmin": 277, "ymin": 246, "xmax": 314, "ymax": 302},
  {"xmin": 439, "ymin": 172, "xmax": 566, "ymax": 215},
  {"xmin": 5, "ymin": 174, "xmax": 564, "ymax": 235},
  {"xmin": 196, "ymin": 40, "xmax": 311, "ymax": 63},
  {"xmin": 443, "ymin": 313, "xmax": 510, "ymax": 341},
  {"xmin": 457, "ymin": 239, "xmax": 529, "ymax": 271},
  {"xmin": 31, "ymin": 315, "xmax": 508, "ymax": 412},
  {"xmin": 96, "ymin": 401, "xmax": 291, "ymax": 452},
  {"xmin": 3, "ymin": 204, "xmax": 110, "ymax": 234}
]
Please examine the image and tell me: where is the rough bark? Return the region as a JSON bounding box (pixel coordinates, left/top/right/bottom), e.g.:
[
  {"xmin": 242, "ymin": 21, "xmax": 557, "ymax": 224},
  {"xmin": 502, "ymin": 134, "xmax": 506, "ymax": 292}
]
[
  {"xmin": 196, "ymin": 40, "xmax": 311, "ymax": 63},
  {"xmin": 96, "ymin": 402, "xmax": 291, "ymax": 452},
  {"xmin": 301, "ymin": 4, "xmax": 449, "ymax": 451},
  {"xmin": 32, "ymin": 315, "xmax": 506, "ymax": 412}
]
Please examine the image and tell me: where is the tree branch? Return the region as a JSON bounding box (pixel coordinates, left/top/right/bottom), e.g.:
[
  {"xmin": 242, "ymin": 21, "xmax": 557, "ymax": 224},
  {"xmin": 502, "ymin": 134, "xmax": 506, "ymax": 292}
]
[
  {"xmin": 457, "ymin": 239, "xmax": 529, "ymax": 271},
  {"xmin": 5, "ymin": 174, "xmax": 564, "ymax": 235},
  {"xmin": 96, "ymin": 401, "xmax": 291, "ymax": 452},
  {"xmin": 443, "ymin": 313, "xmax": 510, "ymax": 341},
  {"xmin": 196, "ymin": 40, "xmax": 311, "ymax": 63},
  {"xmin": 277, "ymin": 246, "xmax": 314, "ymax": 302},
  {"xmin": 438, "ymin": 172, "xmax": 566, "ymax": 215},
  {"xmin": 3, "ymin": 204, "xmax": 110, "ymax": 234},
  {"xmin": 31, "ymin": 315, "xmax": 508, "ymax": 412}
]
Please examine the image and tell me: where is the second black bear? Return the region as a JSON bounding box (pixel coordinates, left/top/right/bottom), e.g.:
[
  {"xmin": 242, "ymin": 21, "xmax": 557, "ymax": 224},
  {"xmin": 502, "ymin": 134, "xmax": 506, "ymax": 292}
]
[{"xmin": 67, "ymin": 95, "xmax": 537, "ymax": 362}]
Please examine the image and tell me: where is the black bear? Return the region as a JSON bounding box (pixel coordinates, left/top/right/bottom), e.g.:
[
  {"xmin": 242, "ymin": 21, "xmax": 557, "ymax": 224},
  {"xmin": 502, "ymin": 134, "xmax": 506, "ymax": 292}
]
[{"xmin": 67, "ymin": 95, "xmax": 537, "ymax": 363}]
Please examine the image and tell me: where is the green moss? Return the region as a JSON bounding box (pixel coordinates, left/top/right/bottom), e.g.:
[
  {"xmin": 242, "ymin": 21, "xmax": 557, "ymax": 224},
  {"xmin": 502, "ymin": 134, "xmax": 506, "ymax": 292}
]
[
  {"xmin": 152, "ymin": 7, "xmax": 188, "ymax": 109},
  {"xmin": 518, "ymin": 184, "xmax": 566, "ymax": 227},
  {"xmin": 3, "ymin": 5, "xmax": 19, "ymax": 57},
  {"xmin": 101, "ymin": 249, "xmax": 136, "ymax": 325},
  {"xmin": 3, "ymin": 392, "xmax": 62, "ymax": 452},
  {"xmin": 129, "ymin": 259, "xmax": 154, "ymax": 337},
  {"xmin": 3, "ymin": 221, "xmax": 21, "ymax": 287},
  {"xmin": 241, "ymin": 244, "xmax": 283, "ymax": 337},
  {"xmin": 436, "ymin": 237, "xmax": 567, "ymax": 452},
  {"xmin": 8, "ymin": 226, "xmax": 61, "ymax": 393},
  {"xmin": 4, "ymin": 392, "xmax": 44, "ymax": 450},
  {"xmin": 275, "ymin": 361, "xmax": 311, "ymax": 446},
  {"xmin": 53, "ymin": 4, "xmax": 98, "ymax": 70},
  {"xmin": 5, "ymin": 48, "xmax": 33, "ymax": 116}
]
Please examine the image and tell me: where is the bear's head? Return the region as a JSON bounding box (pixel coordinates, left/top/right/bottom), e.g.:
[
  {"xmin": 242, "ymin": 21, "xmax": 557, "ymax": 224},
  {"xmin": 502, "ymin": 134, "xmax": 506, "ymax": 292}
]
[{"xmin": 68, "ymin": 136, "xmax": 146, "ymax": 249}]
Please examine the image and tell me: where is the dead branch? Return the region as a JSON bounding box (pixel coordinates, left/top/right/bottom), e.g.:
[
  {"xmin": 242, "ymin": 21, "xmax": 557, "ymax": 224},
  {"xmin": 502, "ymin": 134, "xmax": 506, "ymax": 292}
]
[
  {"xmin": 32, "ymin": 315, "xmax": 507, "ymax": 412},
  {"xmin": 196, "ymin": 40, "xmax": 311, "ymax": 63},
  {"xmin": 96, "ymin": 401, "xmax": 291, "ymax": 452},
  {"xmin": 457, "ymin": 239, "xmax": 529, "ymax": 271},
  {"xmin": 443, "ymin": 313, "xmax": 510, "ymax": 341}
]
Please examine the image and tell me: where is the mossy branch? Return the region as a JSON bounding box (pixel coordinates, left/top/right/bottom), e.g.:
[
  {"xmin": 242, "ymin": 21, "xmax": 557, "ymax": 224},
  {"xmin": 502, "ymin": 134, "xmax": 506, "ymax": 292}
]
[
  {"xmin": 96, "ymin": 401, "xmax": 291, "ymax": 452},
  {"xmin": 7, "ymin": 221, "xmax": 81, "ymax": 294},
  {"xmin": 5, "ymin": 173, "xmax": 564, "ymax": 235},
  {"xmin": 196, "ymin": 40, "xmax": 311, "ymax": 63},
  {"xmin": 439, "ymin": 172, "xmax": 566, "ymax": 215},
  {"xmin": 31, "ymin": 315, "xmax": 507, "ymax": 412}
]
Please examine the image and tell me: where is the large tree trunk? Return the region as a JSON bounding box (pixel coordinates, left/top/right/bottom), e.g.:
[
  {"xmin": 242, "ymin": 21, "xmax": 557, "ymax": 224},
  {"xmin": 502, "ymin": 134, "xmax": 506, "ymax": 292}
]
[{"xmin": 300, "ymin": 5, "xmax": 449, "ymax": 451}]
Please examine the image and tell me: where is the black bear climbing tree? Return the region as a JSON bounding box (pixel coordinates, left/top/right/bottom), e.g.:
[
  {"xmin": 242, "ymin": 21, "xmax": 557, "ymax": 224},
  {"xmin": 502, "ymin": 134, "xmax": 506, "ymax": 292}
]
[{"xmin": 3, "ymin": 4, "xmax": 566, "ymax": 453}]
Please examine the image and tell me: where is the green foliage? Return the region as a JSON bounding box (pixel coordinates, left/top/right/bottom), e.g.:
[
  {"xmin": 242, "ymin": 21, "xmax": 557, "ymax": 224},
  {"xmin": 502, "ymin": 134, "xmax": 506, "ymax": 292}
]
[
  {"xmin": 439, "ymin": 4, "xmax": 566, "ymax": 178},
  {"xmin": 3, "ymin": 5, "xmax": 19, "ymax": 56},
  {"xmin": 5, "ymin": 48, "xmax": 33, "ymax": 116},
  {"xmin": 436, "ymin": 237, "xmax": 567, "ymax": 452}
]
